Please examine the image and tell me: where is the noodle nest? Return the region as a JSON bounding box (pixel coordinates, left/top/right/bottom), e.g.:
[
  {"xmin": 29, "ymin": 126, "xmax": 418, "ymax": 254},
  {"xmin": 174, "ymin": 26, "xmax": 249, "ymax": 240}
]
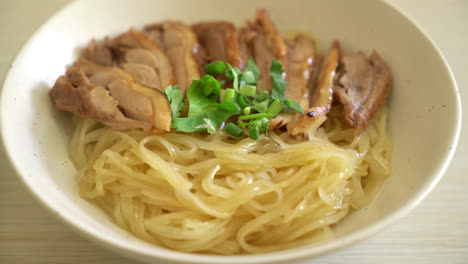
[{"xmin": 70, "ymin": 106, "xmax": 391, "ymax": 254}]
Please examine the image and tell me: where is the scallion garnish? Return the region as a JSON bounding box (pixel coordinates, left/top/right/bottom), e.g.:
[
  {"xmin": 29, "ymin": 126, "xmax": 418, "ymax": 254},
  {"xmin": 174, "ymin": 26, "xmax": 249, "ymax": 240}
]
[
  {"xmin": 224, "ymin": 88, "xmax": 235, "ymax": 103},
  {"xmin": 253, "ymin": 117, "xmax": 270, "ymax": 133},
  {"xmin": 225, "ymin": 122, "xmax": 244, "ymax": 138},
  {"xmin": 248, "ymin": 123, "xmax": 260, "ymax": 140},
  {"xmin": 165, "ymin": 57, "xmax": 304, "ymax": 139},
  {"xmin": 239, "ymin": 113, "xmax": 275, "ymax": 120},
  {"xmin": 225, "ymin": 64, "xmax": 240, "ymax": 91},
  {"xmin": 253, "ymin": 99, "xmax": 268, "ymax": 113},
  {"xmin": 239, "ymin": 84, "xmax": 257, "ymax": 97},
  {"xmin": 254, "ymin": 90, "xmax": 270, "ymax": 102},
  {"xmin": 236, "ymin": 94, "xmax": 249, "ymax": 108},
  {"xmin": 267, "ymin": 99, "xmax": 283, "ymax": 116},
  {"xmin": 243, "ymin": 106, "xmax": 252, "ymax": 115}
]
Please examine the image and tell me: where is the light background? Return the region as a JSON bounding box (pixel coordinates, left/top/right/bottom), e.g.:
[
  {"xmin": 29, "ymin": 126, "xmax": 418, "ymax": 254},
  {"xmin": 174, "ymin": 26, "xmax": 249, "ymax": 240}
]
[{"xmin": 0, "ymin": 0, "xmax": 467, "ymax": 263}]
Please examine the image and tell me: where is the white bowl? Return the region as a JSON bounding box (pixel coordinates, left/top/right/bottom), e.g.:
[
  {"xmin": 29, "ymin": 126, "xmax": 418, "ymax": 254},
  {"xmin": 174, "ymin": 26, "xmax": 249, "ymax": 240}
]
[{"xmin": 0, "ymin": 0, "xmax": 461, "ymax": 263}]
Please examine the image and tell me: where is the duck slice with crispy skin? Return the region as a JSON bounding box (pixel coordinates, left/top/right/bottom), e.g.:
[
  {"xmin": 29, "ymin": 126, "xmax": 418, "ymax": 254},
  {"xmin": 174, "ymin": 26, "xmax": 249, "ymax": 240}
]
[
  {"xmin": 269, "ymin": 34, "xmax": 318, "ymax": 129},
  {"xmin": 333, "ymin": 50, "xmax": 392, "ymax": 135},
  {"xmin": 247, "ymin": 9, "xmax": 288, "ymax": 93},
  {"xmin": 50, "ymin": 58, "xmax": 171, "ymax": 132},
  {"xmin": 192, "ymin": 21, "xmax": 247, "ymax": 71},
  {"xmin": 85, "ymin": 29, "xmax": 176, "ymax": 92},
  {"xmin": 283, "ymin": 41, "xmax": 341, "ymax": 135},
  {"xmin": 144, "ymin": 21, "xmax": 202, "ymax": 95}
]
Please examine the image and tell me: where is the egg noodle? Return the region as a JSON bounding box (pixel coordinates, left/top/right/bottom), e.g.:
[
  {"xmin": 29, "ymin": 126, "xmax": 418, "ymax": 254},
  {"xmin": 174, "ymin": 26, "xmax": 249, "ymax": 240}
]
[{"xmin": 70, "ymin": 106, "xmax": 391, "ymax": 254}]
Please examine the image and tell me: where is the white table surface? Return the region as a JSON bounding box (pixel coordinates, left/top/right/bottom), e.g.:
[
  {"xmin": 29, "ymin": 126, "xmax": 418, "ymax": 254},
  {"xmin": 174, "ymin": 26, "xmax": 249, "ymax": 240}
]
[{"xmin": 1, "ymin": 0, "xmax": 467, "ymax": 263}]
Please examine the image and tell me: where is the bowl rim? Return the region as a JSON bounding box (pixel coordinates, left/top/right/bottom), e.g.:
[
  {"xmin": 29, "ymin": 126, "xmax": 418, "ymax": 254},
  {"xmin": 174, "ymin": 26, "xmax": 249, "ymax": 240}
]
[{"xmin": 0, "ymin": 0, "xmax": 462, "ymax": 263}]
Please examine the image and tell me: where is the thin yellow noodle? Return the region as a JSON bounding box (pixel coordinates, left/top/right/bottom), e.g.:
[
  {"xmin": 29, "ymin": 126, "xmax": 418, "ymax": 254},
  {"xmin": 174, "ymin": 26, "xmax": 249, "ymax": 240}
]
[{"xmin": 70, "ymin": 106, "xmax": 392, "ymax": 254}]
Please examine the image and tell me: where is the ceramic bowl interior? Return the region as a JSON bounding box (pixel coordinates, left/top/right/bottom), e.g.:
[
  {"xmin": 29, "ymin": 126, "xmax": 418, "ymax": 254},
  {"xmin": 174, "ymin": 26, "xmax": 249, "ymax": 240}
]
[{"xmin": 1, "ymin": 0, "xmax": 461, "ymax": 263}]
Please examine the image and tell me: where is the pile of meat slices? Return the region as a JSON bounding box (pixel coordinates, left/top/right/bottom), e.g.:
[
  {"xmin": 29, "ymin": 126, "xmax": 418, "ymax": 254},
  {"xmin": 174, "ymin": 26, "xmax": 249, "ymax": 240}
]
[{"xmin": 50, "ymin": 9, "xmax": 391, "ymax": 136}]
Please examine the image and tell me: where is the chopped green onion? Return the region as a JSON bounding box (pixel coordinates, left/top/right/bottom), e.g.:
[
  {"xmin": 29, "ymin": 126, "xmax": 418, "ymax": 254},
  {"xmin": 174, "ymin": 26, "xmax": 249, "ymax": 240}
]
[
  {"xmin": 255, "ymin": 90, "xmax": 270, "ymax": 102},
  {"xmin": 239, "ymin": 84, "xmax": 257, "ymax": 97},
  {"xmin": 219, "ymin": 89, "xmax": 226, "ymax": 103},
  {"xmin": 200, "ymin": 75, "xmax": 220, "ymax": 97},
  {"xmin": 267, "ymin": 99, "xmax": 283, "ymax": 116},
  {"xmin": 241, "ymin": 71, "xmax": 256, "ymax": 85},
  {"xmin": 224, "ymin": 89, "xmax": 235, "ymax": 103},
  {"xmin": 239, "ymin": 113, "xmax": 275, "ymax": 120},
  {"xmin": 227, "ymin": 67, "xmax": 240, "ymax": 79},
  {"xmin": 237, "ymin": 119, "xmax": 248, "ymax": 129},
  {"xmin": 248, "ymin": 123, "xmax": 260, "ymax": 140},
  {"xmin": 225, "ymin": 122, "xmax": 243, "ymax": 137},
  {"xmin": 204, "ymin": 61, "xmax": 226, "ymax": 75},
  {"xmin": 169, "ymin": 57, "xmax": 304, "ymax": 140},
  {"xmin": 253, "ymin": 117, "xmax": 270, "ymax": 133},
  {"xmin": 236, "ymin": 94, "xmax": 249, "ymax": 108},
  {"xmin": 253, "ymin": 99, "xmax": 268, "ymax": 113}
]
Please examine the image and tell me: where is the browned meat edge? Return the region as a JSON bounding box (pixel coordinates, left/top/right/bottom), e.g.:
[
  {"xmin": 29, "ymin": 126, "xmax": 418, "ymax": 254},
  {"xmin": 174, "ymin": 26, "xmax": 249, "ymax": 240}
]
[
  {"xmin": 192, "ymin": 21, "xmax": 246, "ymax": 70},
  {"xmin": 144, "ymin": 21, "xmax": 202, "ymax": 94},
  {"xmin": 85, "ymin": 29, "xmax": 176, "ymax": 92},
  {"xmin": 50, "ymin": 58, "xmax": 171, "ymax": 132},
  {"xmin": 285, "ymin": 41, "xmax": 341, "ymax": 135},
  {"xmin": 333, "ymin": 50, "xmax": 392, "ymax": 134}
]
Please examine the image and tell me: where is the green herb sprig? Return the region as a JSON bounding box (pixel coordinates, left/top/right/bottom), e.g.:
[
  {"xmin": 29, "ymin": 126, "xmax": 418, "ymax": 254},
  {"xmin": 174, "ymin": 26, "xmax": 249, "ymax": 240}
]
[{"xmin": 164, "ymin": 57, "xmax": 304, "ymax": 139}]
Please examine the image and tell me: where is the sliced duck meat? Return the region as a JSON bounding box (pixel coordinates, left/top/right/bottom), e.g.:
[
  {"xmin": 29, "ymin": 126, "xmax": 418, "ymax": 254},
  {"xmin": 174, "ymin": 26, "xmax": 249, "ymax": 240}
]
[
  {"xmin": 50, "ymin": 58, "xmax": 172, "ymax": 132},
  {"xmin": 333, "ymin": 50, "xmax": 392, "ymax": 134},
  {"xmin": 237, "ymin": 27, "xmax": 253, "ymax": 69},
  {"xmin": 192, "ymin": 22, "xmax": 246, "ymax": 70},
  {"xmin": 144, "ymin": 22, "xmax": 202, "ymax": 94},
  {"xmin": 85, "ymin": 29, "xmax": 175, "ymax": 92},
  {"xmin": 50, "ymin": 65, "xmax": 149, "ymax": 131},
  {"xmin": 85, "ymin": 39, "xmax": 113, "ymax": 66},
  {"xmin": 247, "ymin": 9, "xmax": 288, "ymax": 93},
  {"xmin": 269, "ymin": 34, "xmax": 317, "ymax": 130},
  {"xmin": 284, "ymin": 34, "xmax": 317, "ymax": 110},
  {"xmin": 308, "ymin": 41, "xmax": 341, "ymax": 119},
  {"xmin": 286, "ymin": 41, "xmax": 341, "ymax": 135},
  {"xmin": 121, "ymin": 63, "xmax": 161, "ymax": 89}
]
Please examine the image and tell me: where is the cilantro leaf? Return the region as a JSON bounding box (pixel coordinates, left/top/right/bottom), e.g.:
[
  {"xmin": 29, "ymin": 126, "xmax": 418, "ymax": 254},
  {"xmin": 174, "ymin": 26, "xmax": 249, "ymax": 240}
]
[
  {"xmin": 268, "ymin": 59, "xmax": 303, "ymax": 114},
  {"xmin": 172, "ymin": 116, "xmax": 206, "ymax": 132},
  {"xmin": 244, "ymin": 57, "xmax": 260, "ymax": 84},
  {"xmin": 168, "ymin": 59, "xmax": 304, "ymax": 137},
  {"xmin": 173, "ymin": 103, "xmax": 238, "ymax": 132},
  {"xmin": 172, "ymin": 77, "xmax": 239, "ymax": 133},
  {"xmin": 196, "ymin": 118, "xmax": 217, "ymax": 134},
  {"xmin": 186, "ymin": 80, "xmax": 217, "ymax": 116},
  {"xmin": 204, "ymin": 61, "xmax": 226, "ymax": 75},
  {"xmin": 282, "ymin": 98, "xmax": 304, "ymax": 114},
  {"xmin": 164, "ymin": 85, "xmax": 184, "ymax": 119},
  {"xmin": 270, "ymin": 58, "xmax": 287, "ymax": 99},
  {"xmin": 209, "ymin": 102, "xmax": 240, "ymax": 124}
]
